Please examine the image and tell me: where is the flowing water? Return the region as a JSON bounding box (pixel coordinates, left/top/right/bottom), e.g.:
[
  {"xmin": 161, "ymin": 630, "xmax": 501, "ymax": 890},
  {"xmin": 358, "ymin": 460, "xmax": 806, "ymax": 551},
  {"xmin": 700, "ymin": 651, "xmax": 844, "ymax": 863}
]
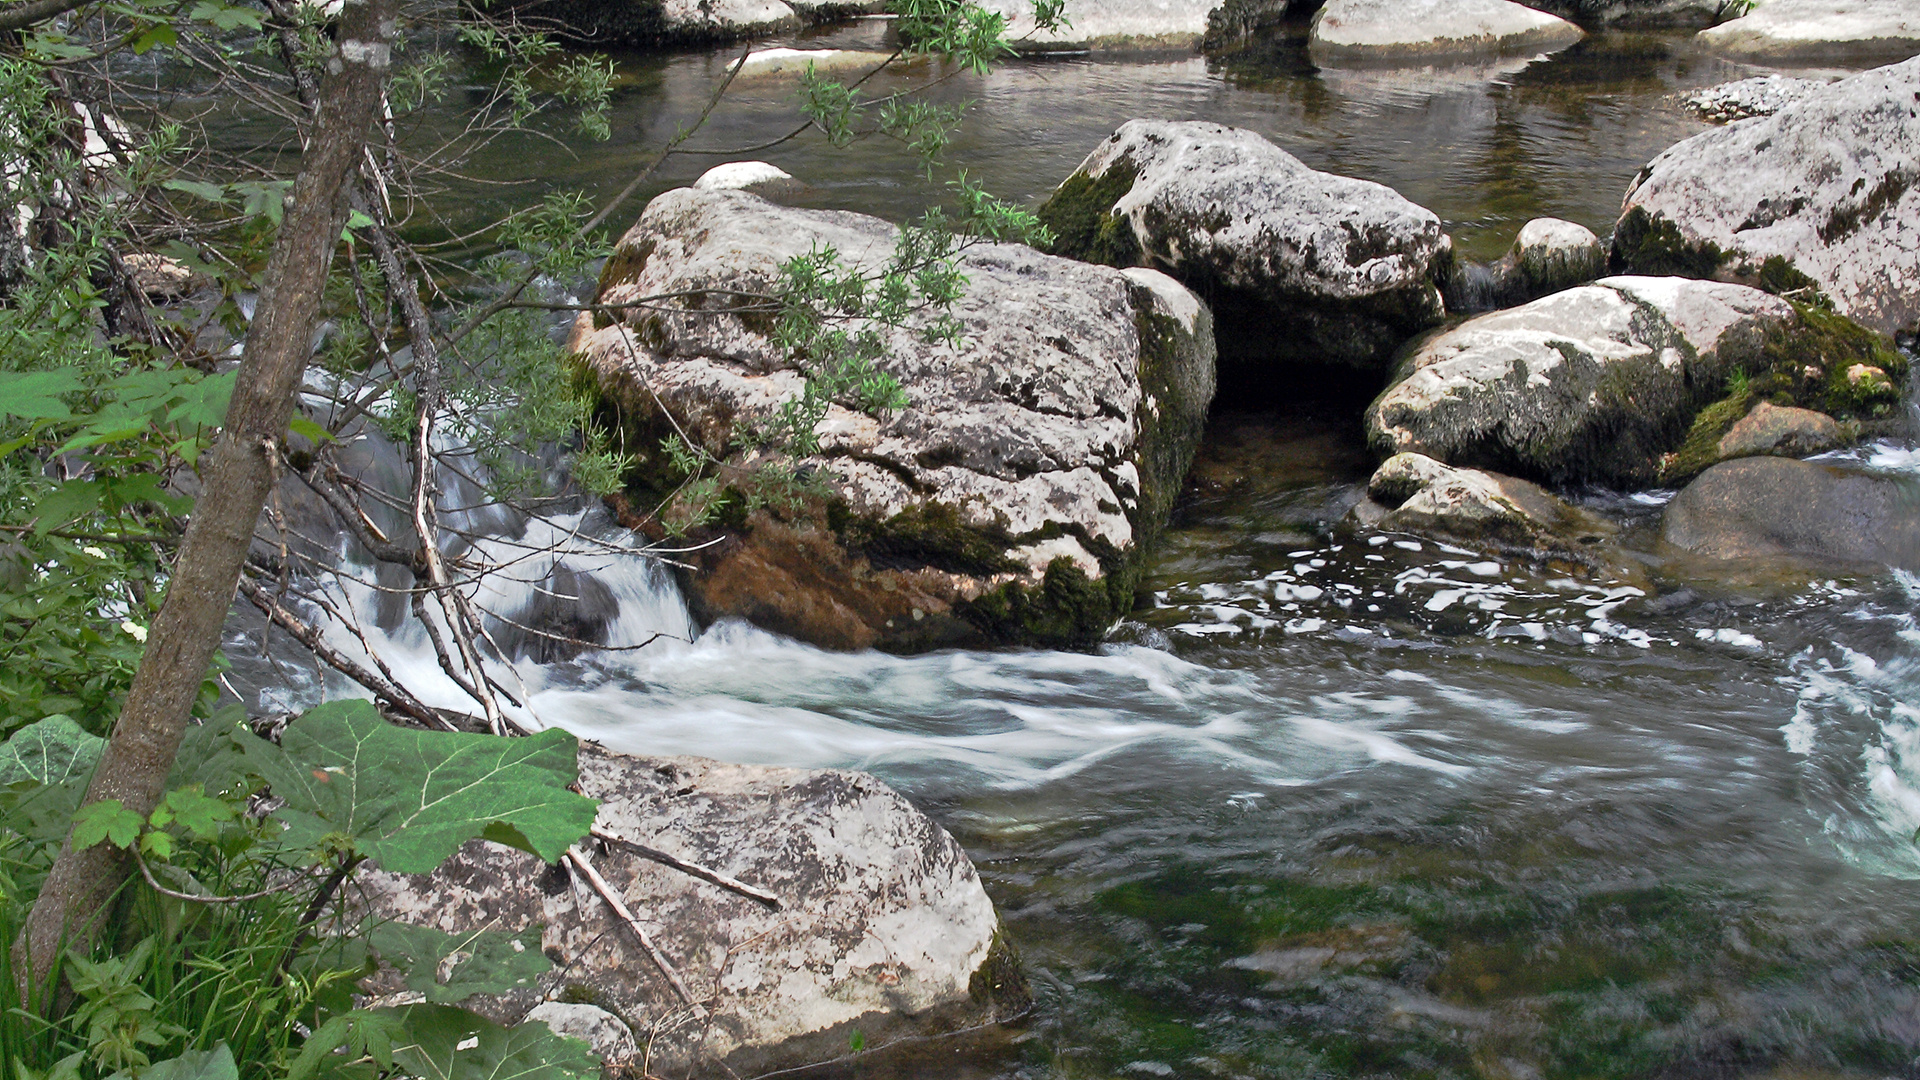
[{"xmin": 218, "ymin": 23, "xmax": 1920, "ymax": 1078}]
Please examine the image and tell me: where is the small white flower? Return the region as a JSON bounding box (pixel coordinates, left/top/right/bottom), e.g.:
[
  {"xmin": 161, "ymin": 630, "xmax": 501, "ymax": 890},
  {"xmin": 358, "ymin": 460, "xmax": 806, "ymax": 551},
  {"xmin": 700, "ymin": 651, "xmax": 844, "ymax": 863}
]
[
  {"xmin": 82, "ymin": 546, "xmax": 108, "ymax": 559},
  {"xmin": 120, "ymin": 620, "xmax": 148, "ymax": 643}
]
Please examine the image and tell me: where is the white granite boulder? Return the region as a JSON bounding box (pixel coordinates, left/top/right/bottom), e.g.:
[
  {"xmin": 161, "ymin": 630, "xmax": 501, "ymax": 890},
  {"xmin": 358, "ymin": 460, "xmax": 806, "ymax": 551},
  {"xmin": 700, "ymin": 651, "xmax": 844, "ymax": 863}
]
[
  {"xmin": 1038, "ymin": 119, "xmax": 1449, "ymax": 373},
  {"xmin": 1696, "ymin": 0, "xmax": 1920, "ymax": 63},
  {"xmin": 571, "ymin": 186, "xmax": 1216, "ymax": 651},
  {"xmin": 361, "ymin": 748, "xmax": 1026, "ymax": 1077},
  {"xmin": 1308, "ymin": 0, "xmax": 1584, "ymax": 64},
  {"xmin": 1367, "ymin": 276, "xmax": 1802, "ymax": 487},
  {"xmin": 1614, "ymin": 56, "xmax": 1920, "ymax": 337},
  {"xmin": 982, "ymin": 0, "xmax": 1217, "ymax": 49}
]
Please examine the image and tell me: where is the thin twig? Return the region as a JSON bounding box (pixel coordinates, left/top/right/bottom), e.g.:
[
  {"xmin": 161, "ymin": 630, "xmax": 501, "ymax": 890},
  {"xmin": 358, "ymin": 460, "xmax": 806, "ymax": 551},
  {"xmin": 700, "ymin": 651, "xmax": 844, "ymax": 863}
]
[
  {"xmin": 566, "ymin": 845, "xmax": 694, "ymax": 1004},
  {"xmin": 590, "ymin": 827, "xmax": 780, "ymax": 909}
]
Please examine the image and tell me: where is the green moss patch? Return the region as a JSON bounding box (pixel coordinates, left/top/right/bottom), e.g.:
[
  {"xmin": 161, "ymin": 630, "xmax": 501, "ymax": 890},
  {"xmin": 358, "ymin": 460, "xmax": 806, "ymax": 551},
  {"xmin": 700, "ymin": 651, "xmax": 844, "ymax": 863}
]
[
  {"xmin": 1609, "ymin": 206, "xmax": 1724, "ymax": 278},
  {"xmin": 1036, "ymin": 161, "xmax": 1142, "ymax": 268},
  {"xmin": 959, "ymin": 554, "xmax": 1136, "ymax": 649},
  {"xmin": 835, "ymin": 501, "xmax": 1020, "ymax": 577},
  {"xmin": 1660, "ymin": 388, "xmax": 1752, "ymax": 485},
  {"xmin": 1762, "ymin": 302, "xmax": 1908, "ymax": 418}
]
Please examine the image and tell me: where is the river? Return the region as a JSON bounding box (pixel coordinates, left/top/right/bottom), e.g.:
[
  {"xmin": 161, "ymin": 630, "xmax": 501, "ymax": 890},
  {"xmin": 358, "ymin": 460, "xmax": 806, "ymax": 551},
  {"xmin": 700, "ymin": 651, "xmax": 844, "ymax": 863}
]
[{"xmin": 224, "ymin": 20, "xmax": 1920, "ymax": 1078}]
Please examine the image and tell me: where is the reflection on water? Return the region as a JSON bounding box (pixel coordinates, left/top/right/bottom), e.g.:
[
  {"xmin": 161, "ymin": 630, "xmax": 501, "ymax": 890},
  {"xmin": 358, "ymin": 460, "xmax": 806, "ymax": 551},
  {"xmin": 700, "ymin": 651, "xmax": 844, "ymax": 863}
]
[{"xmin": 210, "ymin": 24, "xmax": 1920, "ymax": 1078}]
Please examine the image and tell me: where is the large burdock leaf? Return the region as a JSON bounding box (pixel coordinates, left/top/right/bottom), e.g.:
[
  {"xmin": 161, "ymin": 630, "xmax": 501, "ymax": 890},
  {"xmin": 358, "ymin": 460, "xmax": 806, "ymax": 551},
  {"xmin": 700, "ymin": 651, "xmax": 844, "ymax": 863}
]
[
  {"xmin": 245, "ymin": 700, "xmax": 597, "ymax": 872},
  {"xmin": 369, "ymin": 922, "xmax": 551, "ymax": 1004},
  {"xmin": 383, "ymin": 1005, "xmax": 601, "ymax": 1080},
  {"xmin": 0, "ymin": 714, "xmax": 103, "ymax": 787}
]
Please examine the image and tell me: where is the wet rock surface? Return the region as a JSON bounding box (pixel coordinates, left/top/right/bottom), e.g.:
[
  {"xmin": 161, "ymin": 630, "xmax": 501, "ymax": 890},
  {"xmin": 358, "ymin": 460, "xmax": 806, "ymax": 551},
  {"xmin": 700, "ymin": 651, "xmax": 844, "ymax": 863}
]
[
  {"xmin": 1662, "ymin": 456, "xmax": 1920, "ymax": 568},
  {"xmin": 1614, "ymin": 56, "xmax": 1920, "ymax": 338},
  {"xmin": 359, "ymin": 747, "xmax": 1025, "ymax": 1078},
  {"xmin": 1695, "ymin": 0, "xmax": 1920, "ymax": 62},
  {"xmin": 1367, "ymin": 276, "xmax": 1800, "ymax": 488},
  {"xmin": 1307, "ymin": 0, "xmax": 1584, "ymax": 64},
  {"xmin": 573, "ymin": 186, "xmax": 1215, "ymax": 651},
  {"xmin": 1038, "ymin": 119, "xmax": 1448, "ymax": 377}
]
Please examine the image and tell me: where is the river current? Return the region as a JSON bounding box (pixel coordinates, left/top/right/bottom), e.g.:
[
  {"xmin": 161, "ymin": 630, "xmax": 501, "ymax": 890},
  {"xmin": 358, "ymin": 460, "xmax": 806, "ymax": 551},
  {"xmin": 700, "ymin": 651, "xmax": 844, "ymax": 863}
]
[{"xmin": 222, "ymin": 21, "xmax": 1920, "ymax": 1079}]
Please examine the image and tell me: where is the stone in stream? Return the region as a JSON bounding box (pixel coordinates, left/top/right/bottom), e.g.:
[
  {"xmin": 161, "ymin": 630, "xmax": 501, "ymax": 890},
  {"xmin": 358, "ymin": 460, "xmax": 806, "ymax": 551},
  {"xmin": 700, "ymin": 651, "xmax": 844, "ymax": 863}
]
[
  {"xmin": 358, "ymin": 746, "xmax": 1027, "ymax": 1077},
  {"xmin": 693, "ymin": 160, "xmax": 804, "ymax": 200},
  {"xmin": 1695, "ymin": 0, "xmax": 1920, "ymax": 63},
  {"xmin": 496, "ymin": 0, "xmax": 873, "ymax": 47},
  {"xmin": 1682, "ymin": 75, "xmax": 1829, "ymax": 124},
  {"xmin": 1662, "ymin": 456, "xmax": 1920, "ymax": 569},
  {"xmin": 571, "ymin": 186, "xmax": 1216, "ymax": 652},
  {"xmin": 1526, "ymin": 0, "xmax": 1726, "ymax": 25},
  {"xmin": 1350, "ymin": 452, "xmax": 1617, "ymax": 560},
  {"xmin": 1307, "ymin": 0, "xmax": 1585, "ymax": 65},
  {"xmin": 1363, "ymin": 276, "xmax": 1882, "ymax": 488},
  {"xmin": 1712, "ymin": 400, "xmax": 1845, "ymax": 461},
  {"xmin": 979, "ymin": 0, "xmax": 1218, "ymax": 50},
  {"xmin": 1446, "ymin": 217, "xmax": 1607, "ymax": 312},
  {"xmin": 1036, "ymin": 119, "xmax": 1449, "ymax": 378},
  {"xmin": 1612, "ymin": 56, "xmax": 1920, "ymax": 338}
]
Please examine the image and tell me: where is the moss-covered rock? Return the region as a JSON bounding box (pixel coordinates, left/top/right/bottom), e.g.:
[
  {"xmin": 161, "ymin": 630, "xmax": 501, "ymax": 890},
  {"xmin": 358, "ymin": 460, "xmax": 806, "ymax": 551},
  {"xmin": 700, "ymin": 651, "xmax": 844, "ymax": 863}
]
[{"xmin": 571, "ymin": 186, "xmax": 1217, "ymax": 652}]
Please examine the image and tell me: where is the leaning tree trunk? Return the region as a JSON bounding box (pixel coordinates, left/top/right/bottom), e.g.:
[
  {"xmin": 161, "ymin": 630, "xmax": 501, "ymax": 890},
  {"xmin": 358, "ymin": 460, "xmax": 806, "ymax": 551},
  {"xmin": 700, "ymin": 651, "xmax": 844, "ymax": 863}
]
[{"xmin": 14, "ymin": 0, "xmax": 395, "ymax": 989}]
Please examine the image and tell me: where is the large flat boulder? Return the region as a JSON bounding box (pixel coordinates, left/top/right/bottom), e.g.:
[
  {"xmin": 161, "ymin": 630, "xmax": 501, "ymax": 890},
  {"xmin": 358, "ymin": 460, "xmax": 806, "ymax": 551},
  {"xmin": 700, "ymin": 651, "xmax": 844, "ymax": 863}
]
[
  {"xmin": 1036, "ymin": 119, "xmax": 1449, "ymax": 376},
  {"xmin": 358, "ymin": 748, "xmax": 1026, "ymax": 1077},
  {"xmin": 1367, "ymin": 276, "xmax": 1810, "ymax": 488},
  {"xmin": 499, "ymin": 0, "xmax": 801, "ymax": 45},
  {"xmin": 1308, "ymin": 0, "xmax": 1584, "ymax": 64},
  {"xmin": 1696, "ymin": 0, "xmax": 1920, "ymax": 63},
  {"xmin": 980, "ymin": 0, "xmax": 1216, "ymax": 50},
  {"xmin": 1662, "ymin": 456, "xmax": 1920, "ymax": 569},
  {"xmin": 572, "ymin": 187, "xmax": 1216, "ymax": 651},
  {"xmin": 1612, "ymin": 56, "xmax": 1920, "ymax": 338}
]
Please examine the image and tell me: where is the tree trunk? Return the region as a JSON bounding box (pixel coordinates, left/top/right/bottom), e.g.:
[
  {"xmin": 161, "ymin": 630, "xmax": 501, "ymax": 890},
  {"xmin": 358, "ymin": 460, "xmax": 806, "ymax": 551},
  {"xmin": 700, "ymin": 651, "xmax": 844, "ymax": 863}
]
[{"xmin": 14, "ymin": 0, "xmax": 395, "ymax": 989}]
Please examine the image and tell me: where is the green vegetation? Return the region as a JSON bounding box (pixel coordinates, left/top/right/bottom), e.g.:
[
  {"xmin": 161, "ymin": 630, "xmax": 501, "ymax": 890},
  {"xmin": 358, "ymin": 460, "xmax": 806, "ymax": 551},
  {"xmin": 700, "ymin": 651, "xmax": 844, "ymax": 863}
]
[
  {"xmin": 0, "ymin": 701, "xmax": 600, "ymax": 1080},
  {"xmin": 1035, "ymin": 162, "xmax": 1143, "ymax": 268}
]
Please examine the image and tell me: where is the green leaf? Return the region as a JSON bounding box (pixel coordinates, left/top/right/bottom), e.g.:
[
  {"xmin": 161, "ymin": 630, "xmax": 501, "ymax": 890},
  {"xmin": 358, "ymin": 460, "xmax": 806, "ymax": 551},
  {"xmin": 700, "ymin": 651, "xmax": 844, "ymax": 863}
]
[
  {"xmin": 30, "ymin": 480, "xmax": 103, "ymax": 535},
  {"xmin": 0, "ymin": 714, "xmax": 103, "ymax": 788},
  {"xmin": 161, "ymin": 179, "xmax": 229, "ymax": 204},
  {"xmin": 164, "ymin": 370, "xmax": 234, "ymax": 431},
  {"xmin": 108, "ymin": 1044, "xmax": 237, "ymax": 1080},
  {"xmin": 129, "ymin": 21, "xmax": 178, "ymax": 53},
  {"xmin": 244, "ymin": 700, "xmax": 597, "ymax": 871},
  {"xmin": 72, "ymin": 799, "xmax": 143, "ymax": 851},
  {"xmin": 368, "ymin": 922, "xmax": 551, "ymax": 1004},
  {"xmin": 166, "ymin": 710, "xmax": 258, "ymax": 798},
  {"xmin": 0, "ymin": 369, "xmax": 81, "ymax": 421},
  {"xmin": 288, "ymin": 414, "xmax": 334, "ymax": 446},
  {"xmin": 383, "ymin": 1006, "xmax": 600, "ymax": 1080},
  {"xmin": 149, "ymin": 785, "xmax": 234, "ymax": 838}
]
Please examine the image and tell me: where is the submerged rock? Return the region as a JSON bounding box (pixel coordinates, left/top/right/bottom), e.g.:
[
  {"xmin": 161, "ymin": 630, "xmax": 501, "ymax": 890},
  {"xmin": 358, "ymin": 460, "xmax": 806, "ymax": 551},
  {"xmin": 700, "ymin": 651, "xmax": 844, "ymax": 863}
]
[
  {"xmin": 1351, "ymin": 452, "xmax": 1616, "ymax": 559},
  {"xmin": 1307, "ymin": 0, "xmax": 1584, "ymax": 64},
  {"xmin": 1695, "ymin": 0, "xmax": 1920, "ymax": 63},
  {"xmin": 1682, "ymin": 75, "xmax": 1828, "ymax": 123},
  {"xmin": 1613, "ymin": 56, "xmax": 1920, "ymax": 338},
  {"xmin": 1662, "ymin": 456, "xmax": 1920, "ymax": 569},
  {"xmin": 573, "ymin": 186, "xmax": 1216, "ymax": 651},
  {"xmin": 1366, "ymin": 277, "xmax": 1809, "ymax": 488},
  {"xmin": 1037, "ymin": 119, "xmax": 1448, "ymax": 377},
  {"xmin": 980, "ymin": 0, "xmax": 1216, "ymax": 49},
  {"xmin": 360, "ymin": 748, "xmax": 1026, "ymax": 1077}
]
